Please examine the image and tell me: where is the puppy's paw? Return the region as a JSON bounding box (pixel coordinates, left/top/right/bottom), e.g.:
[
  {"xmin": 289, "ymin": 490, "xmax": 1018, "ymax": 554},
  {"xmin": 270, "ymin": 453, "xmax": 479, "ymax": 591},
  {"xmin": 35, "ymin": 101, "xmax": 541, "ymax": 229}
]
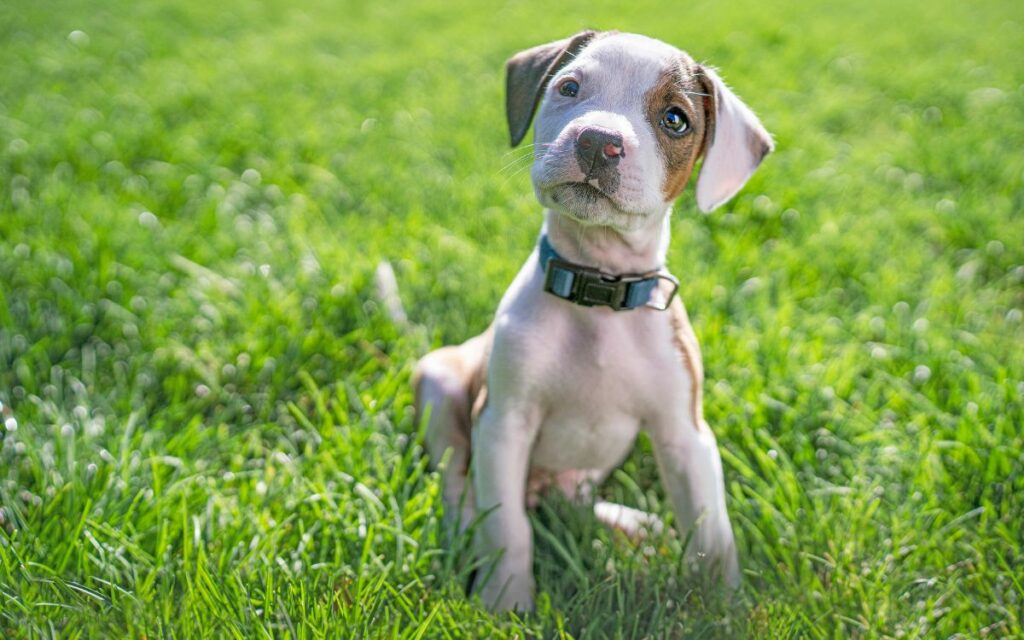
[
  {"xmin": 688, "ymin": 534, "xmax": 740, "ymax": 589},
  {"xmin": 474, "ymin": 573, "xmax": 535, "ymax": 613}
]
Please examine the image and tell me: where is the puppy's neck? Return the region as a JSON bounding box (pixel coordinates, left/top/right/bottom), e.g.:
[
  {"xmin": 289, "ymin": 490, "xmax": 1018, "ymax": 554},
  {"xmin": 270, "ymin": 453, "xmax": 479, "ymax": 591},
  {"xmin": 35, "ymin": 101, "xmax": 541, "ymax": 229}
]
[{"xmin": 543, "ymin": 208, "xmax": 671, "ymax": 274}]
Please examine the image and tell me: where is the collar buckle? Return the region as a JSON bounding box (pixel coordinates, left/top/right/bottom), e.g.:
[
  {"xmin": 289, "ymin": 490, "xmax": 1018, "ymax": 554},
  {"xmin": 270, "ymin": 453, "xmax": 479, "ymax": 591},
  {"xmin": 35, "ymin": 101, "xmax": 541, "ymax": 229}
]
[
  {"xmin": 574, "ymin": 263, "xmax": 632, "ymax": 309},
  {"xmin": 544, "ymin": 258, "xmax": 676, "ymax": 312},
  {"xmin": 539, "ymin": 234, "xmax": 678, "ymax": 312}
]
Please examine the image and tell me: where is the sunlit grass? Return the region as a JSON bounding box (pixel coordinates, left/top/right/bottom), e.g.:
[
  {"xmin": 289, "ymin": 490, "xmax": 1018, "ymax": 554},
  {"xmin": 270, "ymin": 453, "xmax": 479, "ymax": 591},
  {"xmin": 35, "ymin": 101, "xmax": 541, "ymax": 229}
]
[{"xmin": 1, "ymin": 0, "xmax": 1022, "ymax": 636}]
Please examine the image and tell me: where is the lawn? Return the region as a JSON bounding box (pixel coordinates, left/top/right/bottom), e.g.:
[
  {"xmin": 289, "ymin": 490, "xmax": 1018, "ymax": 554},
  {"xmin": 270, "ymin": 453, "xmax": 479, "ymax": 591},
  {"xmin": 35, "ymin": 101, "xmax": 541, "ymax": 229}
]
[{"xmin": 1, "ymin": 0, "xmax": 1022, "ymax": 637}]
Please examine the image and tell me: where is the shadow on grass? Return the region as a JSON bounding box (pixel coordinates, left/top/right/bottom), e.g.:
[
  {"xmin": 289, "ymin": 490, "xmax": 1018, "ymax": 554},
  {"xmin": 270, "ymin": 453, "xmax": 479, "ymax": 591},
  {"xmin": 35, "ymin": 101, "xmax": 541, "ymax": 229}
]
[{"xmin": 513, "ymin": 496, "xmax": 749, "ymax": 638}]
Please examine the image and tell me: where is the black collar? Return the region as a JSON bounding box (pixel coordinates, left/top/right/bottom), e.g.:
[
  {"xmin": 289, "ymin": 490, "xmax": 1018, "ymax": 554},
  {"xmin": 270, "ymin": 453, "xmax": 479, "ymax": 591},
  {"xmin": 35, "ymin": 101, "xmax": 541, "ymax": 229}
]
[{"xmin": 538, "ymin": 234, "xmax": 678, "ymax": 311}]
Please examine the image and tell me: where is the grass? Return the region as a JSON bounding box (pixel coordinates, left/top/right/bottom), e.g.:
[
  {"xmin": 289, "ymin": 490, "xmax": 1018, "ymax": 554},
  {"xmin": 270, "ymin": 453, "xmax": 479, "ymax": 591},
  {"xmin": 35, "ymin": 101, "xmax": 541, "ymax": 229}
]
[{"xmin": 1, "ymin": 0, "xmax": 1022, "ymax": 636}]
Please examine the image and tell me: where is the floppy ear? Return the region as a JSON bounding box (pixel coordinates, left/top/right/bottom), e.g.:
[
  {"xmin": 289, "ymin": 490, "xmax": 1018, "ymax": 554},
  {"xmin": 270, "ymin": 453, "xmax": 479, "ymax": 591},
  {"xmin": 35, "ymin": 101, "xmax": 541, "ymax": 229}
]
[
  {"xmin": 505, "ymin": 30, "xmax": 597, "ymax": 147},
  {"xmin": 695, "ymin": 66, "xmax": 774, "ymax": 212}
]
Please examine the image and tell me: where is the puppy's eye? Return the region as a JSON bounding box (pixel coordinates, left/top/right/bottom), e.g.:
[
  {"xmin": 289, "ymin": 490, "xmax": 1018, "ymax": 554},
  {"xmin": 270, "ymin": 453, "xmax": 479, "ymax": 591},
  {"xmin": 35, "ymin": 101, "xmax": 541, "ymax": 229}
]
[
  {"xmin": 558, "ymin": 79, "xmax": 580, "ymax": 98},
  {"xmin": 660, "ymin": 107, "xmax": 690, "ymax": 136}
]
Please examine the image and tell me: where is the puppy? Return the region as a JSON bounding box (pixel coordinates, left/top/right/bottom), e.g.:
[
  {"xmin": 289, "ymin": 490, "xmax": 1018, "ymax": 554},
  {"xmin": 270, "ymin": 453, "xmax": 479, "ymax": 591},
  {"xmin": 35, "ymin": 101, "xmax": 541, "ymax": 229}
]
[{"xmin": 413, "ymin": 30, "xmax": 773, "ymax": 612}]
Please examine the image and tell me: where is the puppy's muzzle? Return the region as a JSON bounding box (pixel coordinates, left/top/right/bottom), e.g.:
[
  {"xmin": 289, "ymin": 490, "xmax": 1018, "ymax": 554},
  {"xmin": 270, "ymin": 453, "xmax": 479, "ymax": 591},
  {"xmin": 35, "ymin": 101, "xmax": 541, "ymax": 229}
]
[{"xmin": 575, "ymin": 127, "xmax": 623, "ymax": 193}]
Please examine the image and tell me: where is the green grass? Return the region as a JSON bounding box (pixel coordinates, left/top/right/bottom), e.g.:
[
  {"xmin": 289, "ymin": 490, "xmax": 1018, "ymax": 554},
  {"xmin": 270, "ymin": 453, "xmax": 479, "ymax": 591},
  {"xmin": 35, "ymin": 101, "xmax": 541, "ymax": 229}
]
[{"xmin": 1, "ymin": 0, "xmax": 1022, "ymax": 636}]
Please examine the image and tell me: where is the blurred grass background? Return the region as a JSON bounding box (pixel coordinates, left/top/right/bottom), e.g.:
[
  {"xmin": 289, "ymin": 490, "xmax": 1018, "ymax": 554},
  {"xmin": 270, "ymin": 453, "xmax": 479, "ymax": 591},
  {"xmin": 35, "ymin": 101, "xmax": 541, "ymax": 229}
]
[{"xmin": 1, "ymin": 0, "xmax": 1022, "ymax": 637}]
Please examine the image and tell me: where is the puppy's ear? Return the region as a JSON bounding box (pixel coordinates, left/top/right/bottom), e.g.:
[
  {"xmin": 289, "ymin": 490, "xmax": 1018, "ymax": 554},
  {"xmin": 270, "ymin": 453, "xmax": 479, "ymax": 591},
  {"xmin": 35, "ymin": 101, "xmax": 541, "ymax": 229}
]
[
  {"xmin": 695, "ymin": 66, "xmax": 774, "ymax": 212},
  {"xmin": 506, "ymin": 30, "xmax": 597, "ymax": 147}
]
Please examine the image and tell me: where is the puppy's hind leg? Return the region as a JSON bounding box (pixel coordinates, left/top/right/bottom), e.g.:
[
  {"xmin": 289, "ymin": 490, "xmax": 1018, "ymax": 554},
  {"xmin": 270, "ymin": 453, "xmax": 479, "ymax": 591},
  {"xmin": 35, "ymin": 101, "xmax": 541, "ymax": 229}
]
[
  {"xmin": 414, "ymin": 354, "xmax": 475, "ymax": 530},
  {"xmin": 593, "ymin": 501, "xmax": 665, "ymax": 540},
  {"xmin": 550, "ymin": 469, "xmax": 665, "ymax": 541},
  {"xmin": 544, "ymin": 468, "xmax": 663, "ymax": 540},
  {"xmin": 413, "ymin": 329, "xmax": 491, "ymax": 532}
]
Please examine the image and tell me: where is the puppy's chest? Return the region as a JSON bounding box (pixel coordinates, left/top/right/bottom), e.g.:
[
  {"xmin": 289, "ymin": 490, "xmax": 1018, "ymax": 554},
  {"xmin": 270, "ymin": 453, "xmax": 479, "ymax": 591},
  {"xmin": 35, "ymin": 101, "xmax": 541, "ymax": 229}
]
[
  {"xmin": 528, "ymin": 314, "xmax": 683, "ymax": 471},
  {"xmin": 549, "ymin": 322, "xmax": 659, "ymax": 398}
]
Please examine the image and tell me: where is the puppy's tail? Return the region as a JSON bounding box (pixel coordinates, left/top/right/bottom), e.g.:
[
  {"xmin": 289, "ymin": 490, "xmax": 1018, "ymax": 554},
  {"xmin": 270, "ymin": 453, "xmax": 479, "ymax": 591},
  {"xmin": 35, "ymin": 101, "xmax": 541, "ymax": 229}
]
[{"xmin": 374, "ymin": 260, "xmax": 409, "ymax": 328}]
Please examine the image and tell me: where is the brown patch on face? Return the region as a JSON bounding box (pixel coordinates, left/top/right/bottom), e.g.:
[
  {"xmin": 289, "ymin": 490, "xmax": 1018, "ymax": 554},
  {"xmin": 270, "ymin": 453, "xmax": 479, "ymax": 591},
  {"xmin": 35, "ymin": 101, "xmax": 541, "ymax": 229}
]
[
  {"xmin": 668, "ymin": 297, "xmax": 706, "ymax": 430},
  {"xmin": 644, "ymin": 56, "xmax": 710, "ymax": 201}
]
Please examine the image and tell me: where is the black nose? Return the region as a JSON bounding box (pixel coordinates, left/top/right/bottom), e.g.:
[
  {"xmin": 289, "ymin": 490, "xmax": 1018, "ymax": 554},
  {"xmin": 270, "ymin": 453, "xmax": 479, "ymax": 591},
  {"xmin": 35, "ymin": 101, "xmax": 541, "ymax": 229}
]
[{"xmin": 575, "ymin": 127, "xmax": 624, "ymax": 177}]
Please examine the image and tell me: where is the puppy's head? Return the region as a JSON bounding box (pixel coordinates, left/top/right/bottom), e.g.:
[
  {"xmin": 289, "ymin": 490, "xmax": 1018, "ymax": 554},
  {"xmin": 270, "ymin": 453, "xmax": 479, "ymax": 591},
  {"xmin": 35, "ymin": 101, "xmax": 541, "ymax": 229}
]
[{"xmin": 506, "ymin": 31, "xmax": 773, "ymax": 229}]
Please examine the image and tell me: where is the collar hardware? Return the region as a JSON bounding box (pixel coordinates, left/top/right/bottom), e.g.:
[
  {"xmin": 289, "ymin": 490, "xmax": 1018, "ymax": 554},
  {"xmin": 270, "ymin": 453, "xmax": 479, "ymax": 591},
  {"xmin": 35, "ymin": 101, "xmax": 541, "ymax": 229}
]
[{"xmin": 538, "ymin": 235, "xmax": 678, "ymax": 312}]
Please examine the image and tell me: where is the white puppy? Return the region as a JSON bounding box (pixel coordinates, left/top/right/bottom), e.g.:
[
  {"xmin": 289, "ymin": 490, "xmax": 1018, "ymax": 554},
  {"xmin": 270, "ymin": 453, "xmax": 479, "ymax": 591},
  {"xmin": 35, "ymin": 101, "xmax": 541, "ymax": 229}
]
[{"xmin": 413, "ymin": 30, "xmax": 773, "ymax": 612}]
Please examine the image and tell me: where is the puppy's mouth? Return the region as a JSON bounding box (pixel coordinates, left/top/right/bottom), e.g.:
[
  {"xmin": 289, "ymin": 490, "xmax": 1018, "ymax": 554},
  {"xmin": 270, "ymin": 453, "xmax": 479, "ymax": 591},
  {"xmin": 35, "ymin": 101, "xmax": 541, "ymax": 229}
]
[{"xmin": 548, "ymin": 181, "xmax": 615, "ymax": 214}]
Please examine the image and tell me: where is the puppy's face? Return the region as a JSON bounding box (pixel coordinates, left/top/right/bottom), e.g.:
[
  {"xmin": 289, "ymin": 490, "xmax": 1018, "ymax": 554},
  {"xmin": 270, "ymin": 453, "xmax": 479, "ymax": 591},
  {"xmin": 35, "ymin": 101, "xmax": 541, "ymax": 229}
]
[
  {"xmin": 532, "ymin": 34, "xmax": 707, "ymax": 229},
  {"xmin": 506, "ymin": 32, "xmax": 773, "ymax": 230}
]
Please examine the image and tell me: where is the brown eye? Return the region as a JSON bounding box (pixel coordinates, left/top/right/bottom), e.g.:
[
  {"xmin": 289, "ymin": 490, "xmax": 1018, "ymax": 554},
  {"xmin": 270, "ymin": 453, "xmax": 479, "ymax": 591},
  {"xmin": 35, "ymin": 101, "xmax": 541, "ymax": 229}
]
[
  {"xmin": 660, "ymin": 107, "xmax": 690, "ymax": 136},
  {"xmin": 558, "ymin": 79, "xmax": 580, "ymax": 98}
]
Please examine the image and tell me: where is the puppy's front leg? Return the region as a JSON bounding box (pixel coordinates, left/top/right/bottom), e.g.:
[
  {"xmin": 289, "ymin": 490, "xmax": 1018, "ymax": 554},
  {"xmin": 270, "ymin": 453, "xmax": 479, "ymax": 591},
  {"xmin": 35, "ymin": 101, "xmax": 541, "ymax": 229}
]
[
  {"xmin": 471, "ymin": 401, "xmax": 539, "ymax": 612},
  {"xmin": 649, "ymin": 419, "xmax": 740, "ymax": 587}
]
